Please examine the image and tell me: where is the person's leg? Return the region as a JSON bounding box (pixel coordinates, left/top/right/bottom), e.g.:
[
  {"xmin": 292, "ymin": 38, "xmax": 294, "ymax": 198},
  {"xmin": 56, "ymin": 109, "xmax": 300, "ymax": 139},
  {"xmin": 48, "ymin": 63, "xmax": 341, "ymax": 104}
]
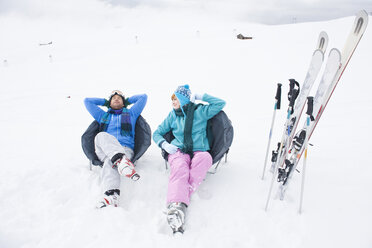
[
  {"xmin": 95, "ymin": 132, "xmax": 127, "ymax": 162},
  {"xmin": 94, "ymin": 132, "xmax": 136, "ymax": 207},
  {"xmin": 188, "ymin": 151, "xmax": 213, "ymax": 195},
  {"xmin": 167, "ymin": 150, "xmax": 191, "ymax": 205},
  {"xmin": 101, "ymin": 158, "xmax": 121, "ymax": 193}
]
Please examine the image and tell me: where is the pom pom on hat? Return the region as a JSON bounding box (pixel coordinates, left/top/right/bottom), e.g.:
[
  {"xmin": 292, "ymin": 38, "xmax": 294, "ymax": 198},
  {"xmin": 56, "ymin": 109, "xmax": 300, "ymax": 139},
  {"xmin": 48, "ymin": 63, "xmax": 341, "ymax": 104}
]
[{"xmin": 174, "ymin": 84, "xmax": 191, "ymax": 107}]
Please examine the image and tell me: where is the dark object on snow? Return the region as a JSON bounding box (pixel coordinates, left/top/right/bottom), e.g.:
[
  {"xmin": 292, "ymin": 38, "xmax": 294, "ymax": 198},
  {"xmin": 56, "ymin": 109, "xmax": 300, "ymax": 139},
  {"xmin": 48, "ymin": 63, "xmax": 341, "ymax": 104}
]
[
  {"xmin": 39, "ymin": 41, "xmax": 53, "ymax": 46},
  {"xmin": 237, "ymin": 34, "xmax": 253, "ymax": 40},
  {"xmin": 81, "ymin": 115, "xmax": 151, "ymax": 167},
  {"xmin": 161, "ymin": 110, "xmax": 234, "ymax": 166}
]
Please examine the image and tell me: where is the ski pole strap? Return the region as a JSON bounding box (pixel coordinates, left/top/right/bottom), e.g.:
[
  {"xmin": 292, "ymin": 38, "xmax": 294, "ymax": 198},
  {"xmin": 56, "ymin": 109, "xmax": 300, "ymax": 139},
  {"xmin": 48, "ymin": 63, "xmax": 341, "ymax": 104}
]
[
  {"xmin": 275, "ymin": 83, "xmax": 282, "ymax": 110},
  {"xmin": 306, "ymin": 96, "xmax": 315, "ymax": 121}
]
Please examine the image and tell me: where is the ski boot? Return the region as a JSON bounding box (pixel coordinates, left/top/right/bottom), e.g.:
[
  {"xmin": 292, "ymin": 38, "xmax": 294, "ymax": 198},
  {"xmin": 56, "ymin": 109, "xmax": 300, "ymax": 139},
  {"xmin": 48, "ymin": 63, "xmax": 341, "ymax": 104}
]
[
  {"xmin": 288, "ymin": 116, "xmax": 297, "ymax": 134},
  {"xmin": 96, "ymin": 189, "xmax": 120, "ymax": 208},
  {"xmin": 270, "ymin": 143, "xmax": 281, "ymax": 173},
  {"xmin": 112, "ymin": 153, "xmax": 140, "ymax": 181},
  {"xmin": 277, "ymin": 159, "xmax": 294, "ymax": 183},
  {"xmin": 293, "ymin": 129, "xmax": 306, "ymax": 151},
  {"xmin": 167, "ymin": 202, "xmax": 187, "ymax": 234}
]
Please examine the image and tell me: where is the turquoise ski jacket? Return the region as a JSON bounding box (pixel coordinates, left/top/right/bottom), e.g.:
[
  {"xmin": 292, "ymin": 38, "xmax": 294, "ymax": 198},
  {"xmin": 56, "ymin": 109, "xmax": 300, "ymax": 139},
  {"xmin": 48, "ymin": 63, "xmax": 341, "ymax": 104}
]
[{"xmin": 153, "ymin": 94, "xmax": 226, "ymax": 152}]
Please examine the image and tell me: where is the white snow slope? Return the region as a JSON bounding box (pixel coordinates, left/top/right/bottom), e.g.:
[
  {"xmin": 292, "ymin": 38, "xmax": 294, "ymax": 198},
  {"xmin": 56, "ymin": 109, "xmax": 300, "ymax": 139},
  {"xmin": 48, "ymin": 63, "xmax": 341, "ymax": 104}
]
[{"xmin": 0, "ymin": 6, "xmax": 371, "ymax": 248}]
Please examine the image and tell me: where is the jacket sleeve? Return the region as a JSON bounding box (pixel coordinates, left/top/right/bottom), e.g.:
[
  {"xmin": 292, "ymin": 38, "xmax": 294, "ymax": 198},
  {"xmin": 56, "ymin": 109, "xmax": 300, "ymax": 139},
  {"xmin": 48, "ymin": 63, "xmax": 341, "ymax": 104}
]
[
  {"xmin": 128, "ymin": 94, "xmax": 148, "ymax": 118},
  {"xmin": 84, "ymin": 98, "xmax": 107, "ymax": 122},
  {"xmin": 153, "ymin": 111, "xmax": 173, "ymax": 147},
  {"xmin": 198, "ymin": 94, "xmax": 226, "ymax": 120}
]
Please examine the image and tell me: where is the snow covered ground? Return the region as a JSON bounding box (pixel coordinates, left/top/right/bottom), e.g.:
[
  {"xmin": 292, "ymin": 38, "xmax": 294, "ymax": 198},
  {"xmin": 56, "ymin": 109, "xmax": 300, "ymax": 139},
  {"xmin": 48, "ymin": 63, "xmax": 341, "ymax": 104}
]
[{"xmin": 0, "ymin": 5, "xmax": 371, "ymax": 248}]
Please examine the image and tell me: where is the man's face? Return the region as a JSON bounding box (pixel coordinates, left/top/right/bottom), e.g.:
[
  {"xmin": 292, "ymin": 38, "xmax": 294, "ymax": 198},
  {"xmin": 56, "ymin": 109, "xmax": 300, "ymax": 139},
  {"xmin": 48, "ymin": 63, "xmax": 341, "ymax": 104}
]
[{"xmin": 110, "ymin": 94, "xmax": 124, "ymax": 109}]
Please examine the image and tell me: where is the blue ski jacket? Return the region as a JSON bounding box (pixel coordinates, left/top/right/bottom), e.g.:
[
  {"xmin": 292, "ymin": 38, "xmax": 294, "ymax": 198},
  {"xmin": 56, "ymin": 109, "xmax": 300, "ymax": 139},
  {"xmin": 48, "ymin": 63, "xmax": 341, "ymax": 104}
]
[{"xmin": 84, "ymin": 94, "xmax": 148, "ymax": 149}]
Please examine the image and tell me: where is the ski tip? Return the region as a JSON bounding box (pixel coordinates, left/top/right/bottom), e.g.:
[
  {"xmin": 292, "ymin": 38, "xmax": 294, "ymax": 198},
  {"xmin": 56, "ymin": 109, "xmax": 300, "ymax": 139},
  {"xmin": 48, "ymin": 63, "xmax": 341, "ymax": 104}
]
[
  {"xmin": 317, "ymin": 31, "xmax": 328, "ymax": 53},
  {"xmin": 312, "ymin": 49, "xmax": 324, "ymax": 61},
  {"xmin": 356, "ymin": 9, "xmax": 369, "ymax": 21},
  {"xmin": 352, "ymin": 10, "xmax": 369, "ymax": 36},
  {"xmin": 328, "ymin": 48, "xmax": 341, "ymax": 60}
]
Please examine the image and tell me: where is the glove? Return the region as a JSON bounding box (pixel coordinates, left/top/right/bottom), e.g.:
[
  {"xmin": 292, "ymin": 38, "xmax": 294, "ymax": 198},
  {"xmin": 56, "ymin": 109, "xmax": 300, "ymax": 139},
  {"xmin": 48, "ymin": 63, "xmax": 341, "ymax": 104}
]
[
  {"xmin": 124, "ymin": 98, "xmax": 131, "ymax": 107},
  {"xmin": 161, "ymin": 142, "xmax": 178, "ymax": 154},
  {"xmin": 103, "ymin": 99, "xmax": 110, "ymax": 107},
  {"xmin": 190, "ymin": 93, "xmax": 204, "ymax": 102}
]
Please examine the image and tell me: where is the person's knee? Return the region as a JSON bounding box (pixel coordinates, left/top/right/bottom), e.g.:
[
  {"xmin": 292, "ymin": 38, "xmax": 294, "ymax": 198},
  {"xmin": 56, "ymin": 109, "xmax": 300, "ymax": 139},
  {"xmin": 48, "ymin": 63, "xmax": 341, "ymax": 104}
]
[
  {"xmin": 169, "ymin": 157, "xmax": 190, "ymax": 179},
  {"xmin": 95, "ymin": 131, "xmax": 106, "ymax": 143},
  {"xmin": 170, "ymin": 159, "xmax": 189, "ymax": 171},
  {"xmin": 168, "ymin": 151, "xmax": 190, "ymax": 165},
  {"xmin": 194, "ymin": 152, "xmax": 212, "ymax": 165},
  {"xmin": 95, "ymin": 131, "xmax": 115, "ymax": 145}
]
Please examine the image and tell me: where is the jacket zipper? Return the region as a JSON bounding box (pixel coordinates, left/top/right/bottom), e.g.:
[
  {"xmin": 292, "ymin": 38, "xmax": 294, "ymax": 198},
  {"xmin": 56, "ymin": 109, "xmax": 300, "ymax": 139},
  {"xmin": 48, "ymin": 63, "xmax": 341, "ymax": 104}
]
[{"xmin": 117, "ymin": 115, "xmax": 120, "ymax": 139}]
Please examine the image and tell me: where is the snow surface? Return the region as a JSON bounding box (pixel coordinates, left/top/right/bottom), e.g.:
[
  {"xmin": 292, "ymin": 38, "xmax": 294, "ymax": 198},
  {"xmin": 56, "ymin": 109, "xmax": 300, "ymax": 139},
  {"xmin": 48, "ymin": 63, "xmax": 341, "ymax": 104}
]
[{"xmin": 0, "ymin": 6, "xmax": 371, "ymax": 248}]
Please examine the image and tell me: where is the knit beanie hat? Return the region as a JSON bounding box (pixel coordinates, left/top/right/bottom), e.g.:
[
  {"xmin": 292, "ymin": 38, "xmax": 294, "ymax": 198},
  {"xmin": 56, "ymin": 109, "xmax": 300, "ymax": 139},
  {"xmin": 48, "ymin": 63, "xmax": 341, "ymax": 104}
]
[{"xmin": 174, "ymin": 84, "xmax": 191, "ymax": 107}]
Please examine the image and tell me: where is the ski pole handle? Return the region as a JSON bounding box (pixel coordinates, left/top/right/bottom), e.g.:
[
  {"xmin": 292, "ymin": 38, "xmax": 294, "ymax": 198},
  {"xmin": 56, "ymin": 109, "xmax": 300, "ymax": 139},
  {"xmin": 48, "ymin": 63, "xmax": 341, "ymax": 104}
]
[
  {"xmin": 288, "ymin": 79, "xmax": 295, "ymax": 101},
  {"xmin": 275, "ymin": 83, "xmax": 282, "ymax": 110},
  {"xmin": 288, "ymin": 79, "xmax": 299, "ymax": 109},
  {"xmin": 306, "ymin": 97, "xmax": 314, "ymax": 116}
]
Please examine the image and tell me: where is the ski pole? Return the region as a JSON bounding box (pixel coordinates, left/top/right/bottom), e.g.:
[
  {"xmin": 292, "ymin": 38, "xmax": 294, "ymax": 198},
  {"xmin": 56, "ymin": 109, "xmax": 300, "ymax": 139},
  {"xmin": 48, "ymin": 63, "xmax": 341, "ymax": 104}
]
[
  {"xmin": 265, "ymin": 79, "xmax": 298, "ymax": 211},
  {"xmin": 299, "ymin": 97, "xmax": 314, "ymax": 214},
  {"xmin": 261, "ymin": 83, "xmax": 282, "ymax": 180}
]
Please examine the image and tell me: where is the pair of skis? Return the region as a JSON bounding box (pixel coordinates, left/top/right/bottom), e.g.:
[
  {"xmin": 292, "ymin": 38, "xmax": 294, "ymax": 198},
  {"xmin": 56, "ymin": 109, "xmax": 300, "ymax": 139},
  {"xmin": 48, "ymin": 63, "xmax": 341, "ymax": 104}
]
[
  {"xmin": 263, "ymin": 10, "xmax": 369, "ymax": 212},
  {"xmin": 262, "ymin": 31, "xmax": 328, "ymax": 211}
]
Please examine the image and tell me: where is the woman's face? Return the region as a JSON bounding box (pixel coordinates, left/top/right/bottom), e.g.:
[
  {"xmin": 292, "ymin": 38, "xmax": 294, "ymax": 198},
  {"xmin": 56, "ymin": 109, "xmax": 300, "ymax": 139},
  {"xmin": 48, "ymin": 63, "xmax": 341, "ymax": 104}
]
[{"xmin": 172, "ymin": 96, "xmax": 180, "ymax": 109}]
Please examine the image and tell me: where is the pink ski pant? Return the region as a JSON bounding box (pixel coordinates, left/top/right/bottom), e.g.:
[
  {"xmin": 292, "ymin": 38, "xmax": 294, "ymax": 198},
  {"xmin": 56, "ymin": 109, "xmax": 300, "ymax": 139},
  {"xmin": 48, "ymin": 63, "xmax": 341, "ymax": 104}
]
[{"xmin": 167, "ymin": 150, "xmax": 212, "ymax": 205}]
